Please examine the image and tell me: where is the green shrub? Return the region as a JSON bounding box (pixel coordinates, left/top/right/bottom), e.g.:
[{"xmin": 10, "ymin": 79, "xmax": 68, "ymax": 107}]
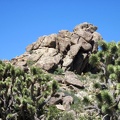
[
  {"xmin": 26, "ymin": 59, "xmax": 35, "ymax": 66},
  {"xmin": 93, "ymin": 82, "xmax": 101, "ymax": 89},
  {"xmin": 53, "ymin": 67, "xmax": 64, "ymax": 75},
  {"xmin": 46, "ymin": 105, "xmax": 62, "ymax": 120},
  {"xmin": 61, "ymin": 112, "xmax": 75, "ymax": 120}
]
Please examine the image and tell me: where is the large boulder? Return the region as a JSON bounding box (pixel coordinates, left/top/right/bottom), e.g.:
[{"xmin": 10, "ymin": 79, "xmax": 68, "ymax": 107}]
[
  {"xmin": 35, "ymin": 48, "xmax": 62, "ymax": 71},
  {"xmin": 56, "ymin": 37, "xmax": 71, "ymax": 54},
  {"xmin": 70, "ymin": 33, "xmax": 80, "ymax": 45},
  {"xmin": 74, "ymin": 22, "xmax": 97, "ymax": 33},
  {"xmin": 40, "ymin": 34, "xmax": 57, "ymax": 48},
  {"xmin": 26, "ymin": 43, "xmax": 34, "ymax": 52},
  {"xmin": 65, "ymin": 71, "xmax": 84, "ymax": 88},
  {"xmin": 67, "ymin": 43, "xmax": 82, "ymax": 58},
  {"xmin": 33, "ymin": 36, "xmax": 45, "ymax": 50},
  {"xmin": 79, "ymin": 38, "xmax": 92, "ymax": 51},
  {"xmin": 73, "ymin": 29, "xmax": 93, "ymax": 42}
]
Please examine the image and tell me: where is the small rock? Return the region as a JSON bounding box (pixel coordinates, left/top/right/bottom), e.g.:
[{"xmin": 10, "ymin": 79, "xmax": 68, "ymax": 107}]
[
  {"xmin": 63, "ymin": 96, "xmax": 73, "ymax": 110},
  {"xmin": 56, "ymin": 104, "xmax": 65, "ymax": 111}
]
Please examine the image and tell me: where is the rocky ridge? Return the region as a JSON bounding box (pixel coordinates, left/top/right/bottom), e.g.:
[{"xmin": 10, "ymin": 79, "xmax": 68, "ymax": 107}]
[{"xmin": 10, "ymin": 22, "xmax": 102, "ymax": 74}]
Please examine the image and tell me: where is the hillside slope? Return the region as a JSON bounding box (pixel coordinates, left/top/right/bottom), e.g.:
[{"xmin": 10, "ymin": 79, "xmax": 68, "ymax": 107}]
[{"xmin": 1, "ymin": 23, "xmax": 120, "ymax": 120}]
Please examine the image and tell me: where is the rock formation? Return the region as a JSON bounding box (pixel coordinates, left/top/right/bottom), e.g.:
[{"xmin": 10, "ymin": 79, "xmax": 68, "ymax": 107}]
[{"xmin": 11, "ymin": 22, "xmax": 102, "ymax": 74}]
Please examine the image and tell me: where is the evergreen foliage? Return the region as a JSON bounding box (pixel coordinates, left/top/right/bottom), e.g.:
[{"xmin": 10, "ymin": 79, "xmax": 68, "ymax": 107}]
[
  {"xmin": 0, "ymin": 61, "xmax": 58, "ymax": 120},
  {"xmin": 88, "ymin": 41, "xmax": 120, "ymax": 119},
  {"xmin": 53, "ymin": 67, "xmax": 64, "ymax": 75}
]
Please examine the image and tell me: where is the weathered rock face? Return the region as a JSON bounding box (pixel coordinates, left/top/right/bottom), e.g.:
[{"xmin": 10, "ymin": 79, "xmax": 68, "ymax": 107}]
[
  {"xmin": 11, "ymin": 22, "xmax": 102, "ymax": 74},
  {"xmin": 65, "ymin": 71, "xmax": 84, "ymax": 88}
]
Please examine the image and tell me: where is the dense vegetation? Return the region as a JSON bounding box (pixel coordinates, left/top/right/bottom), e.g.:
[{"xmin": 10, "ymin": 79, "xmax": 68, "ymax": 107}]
[
  {"xmin": 0, "ymin": 40, "xmax": 120, "ymax": 120},
  {"xmin": 0, "ymin": 61, "xmax": 58, "ymax": 120},
  {"xmin": 88, "ymin": 40, "xmax": 120, "ymax": 119}
]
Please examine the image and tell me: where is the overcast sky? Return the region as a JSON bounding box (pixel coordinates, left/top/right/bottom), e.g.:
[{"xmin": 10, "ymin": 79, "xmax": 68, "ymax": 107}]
[{"xmin": 0, "ymin": 0, "xmax": 120, "ymax": 60}]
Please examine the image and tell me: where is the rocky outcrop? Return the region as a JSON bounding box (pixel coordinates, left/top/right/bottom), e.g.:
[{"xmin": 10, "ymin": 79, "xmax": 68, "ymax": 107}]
[{"xmin": 11, "ymin": 22, "xmax": 102, "ymax": 74}]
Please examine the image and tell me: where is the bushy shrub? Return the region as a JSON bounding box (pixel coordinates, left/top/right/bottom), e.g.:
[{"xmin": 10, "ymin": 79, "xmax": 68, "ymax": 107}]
[
  {"xmin": 53, "ymin": 67, "xmax": 64, "ymax": 75},
  {"xmin": 61, "ymin": 112, "xmax": 75, "ymax": 120}
]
